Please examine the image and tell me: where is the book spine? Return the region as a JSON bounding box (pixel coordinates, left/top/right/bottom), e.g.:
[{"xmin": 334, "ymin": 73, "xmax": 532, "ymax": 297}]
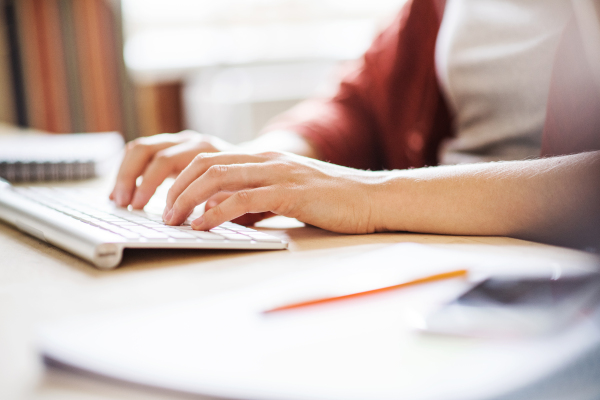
[
  {"xmin": 16, "ymin": 0, "xmax": 48, "ymax": 131},
  {"xmin": 108, "ymin": 0, "xmax": 138, "ymax": 141},
  {"xmin": 58, "ymin": 0, "xmax": 85, "ymax": 133},
  {"xmin": 37, "ymin": 0, "xmax": 71, "ymax": 133},
  {"xmin": 0, "ymin": 0, "xmax": 16, "ymax": 124},
  {"xmin": 96, "ymin": 0, "xmax": 124, "ymax": 134},
  {"xmin": 4, "ymin": 0, "xmax": 28, "ymax": 126},
  {"xmin": 135, "ymin": 84, "xmax": 160, "ymax": 137},
  {"xmin": 73, "ymin": 0, "xmax": 123, "ymax": 134}
]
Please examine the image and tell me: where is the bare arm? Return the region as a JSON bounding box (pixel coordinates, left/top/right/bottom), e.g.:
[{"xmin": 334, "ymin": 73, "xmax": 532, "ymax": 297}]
[
  {"xmin": 163, "ymin": 150, "xmax": 600, "ymax": 250},
  {"xmin": 374, "ymin": 152, "xmax": 600, "ymax": 248}
]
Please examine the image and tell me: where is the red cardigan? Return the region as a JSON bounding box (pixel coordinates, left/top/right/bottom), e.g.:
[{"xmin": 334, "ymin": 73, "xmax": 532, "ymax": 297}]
[
  {"xmin": 264, "ymin": 0, "xmax": 598, "ymax": 169},
  {"xmin": 265, "ymin": 0, "xmax": 450, "ymax": 170}
]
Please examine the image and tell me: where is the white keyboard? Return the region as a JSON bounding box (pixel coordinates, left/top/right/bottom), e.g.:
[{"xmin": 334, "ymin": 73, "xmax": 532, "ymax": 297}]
[
  {"xmin": 15, "ymin": 187, "xmax": 283, "ymax": 244},
  {"xmin": 0, "ymin": 185, "xmax": 287, "ymax": 269}
]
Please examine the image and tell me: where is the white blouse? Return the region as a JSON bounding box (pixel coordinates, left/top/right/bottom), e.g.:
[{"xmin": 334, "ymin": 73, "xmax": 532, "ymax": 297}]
[{"xmin": 435, "ymin": 0, "xmax": 573, "ymax": 164}]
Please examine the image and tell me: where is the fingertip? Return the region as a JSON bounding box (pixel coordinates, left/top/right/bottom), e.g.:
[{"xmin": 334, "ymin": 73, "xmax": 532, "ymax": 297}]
[
  {"xmin": 206, "ymin": 200, "xmax": 218, "ymax": 209},
  {"xmin": 162, "ymin": 206, "xmax": 172, "ymax": 221},
  {"xmin": 115, "ymin": 191, "xmax": 131, "ymax": 208},
  {"xmin": 191, "ymin": 216, "xmax": 205, "ymax": 230},
  {"xmin": 164, "ymin": 209, "xmax": 174, "ymax": 224},
  {"xmin": 130, "ymin": 190, "xmax": 148, "ymax": 210}
]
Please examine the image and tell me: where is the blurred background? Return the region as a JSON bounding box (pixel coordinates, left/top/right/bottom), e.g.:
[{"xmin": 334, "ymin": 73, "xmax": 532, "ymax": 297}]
[{"xmin": 0, "ymin": 0, "xmax": 406, "ymax": 143}]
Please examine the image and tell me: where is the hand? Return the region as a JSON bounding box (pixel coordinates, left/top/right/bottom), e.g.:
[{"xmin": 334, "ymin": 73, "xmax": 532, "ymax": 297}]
[
  {"xmin": 110, "ymin": 130, "xmax": 237, "ymax": 209},
  {"xmin": 162, "ymin": 151, "xmax": 381, "ymax": 234}
]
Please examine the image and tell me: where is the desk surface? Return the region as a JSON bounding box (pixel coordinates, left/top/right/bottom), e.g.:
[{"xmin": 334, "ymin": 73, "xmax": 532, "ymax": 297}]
[{"xmin": 1, "ymin": 182, "xmax": 596, "ymax": 400}]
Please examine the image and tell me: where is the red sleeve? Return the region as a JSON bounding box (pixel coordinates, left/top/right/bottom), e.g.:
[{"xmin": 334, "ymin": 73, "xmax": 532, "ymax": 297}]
[{"xmin": 263, "ymin": 0, "xmax": 452, "ymax": 170}]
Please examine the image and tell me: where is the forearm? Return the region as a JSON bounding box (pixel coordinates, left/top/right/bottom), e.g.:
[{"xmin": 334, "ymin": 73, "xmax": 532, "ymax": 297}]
[
  {"xmin": 238, "ymin": 130, "xmax": 321, "ymax": 159},
  {"xmin": 373, "ymin": 152, "xmax": 600, "ymax": 248}
]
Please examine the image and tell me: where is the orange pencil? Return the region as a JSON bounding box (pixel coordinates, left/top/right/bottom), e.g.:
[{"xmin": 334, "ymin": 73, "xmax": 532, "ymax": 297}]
[{"xmin": 263, "ymin": 269, "xmax": 468, "ymax": 314}]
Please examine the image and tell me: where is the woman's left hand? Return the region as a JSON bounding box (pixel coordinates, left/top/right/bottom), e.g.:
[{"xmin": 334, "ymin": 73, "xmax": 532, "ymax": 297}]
[{"xmin": 162, "ymin": 151, "xmax": 382, "ymax": 234}]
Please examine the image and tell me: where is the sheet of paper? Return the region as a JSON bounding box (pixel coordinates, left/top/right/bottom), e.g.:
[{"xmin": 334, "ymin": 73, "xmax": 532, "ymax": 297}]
[
  {"xmin": 0, "ymin": 131, "xmax": 123, "ymax": 163},
  {"xmin": 39, "ymin": 243, "xmax": 600, "ymax": 400}
]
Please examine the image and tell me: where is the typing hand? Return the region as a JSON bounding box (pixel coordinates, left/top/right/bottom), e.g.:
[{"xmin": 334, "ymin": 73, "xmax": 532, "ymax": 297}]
[
  {"xmin": 162, "ymin": 151, "xmax": 380, "ymax": 234},
  {"xmin": 110, "ymin": 131, "xmax": 237, "ymax": 209}
]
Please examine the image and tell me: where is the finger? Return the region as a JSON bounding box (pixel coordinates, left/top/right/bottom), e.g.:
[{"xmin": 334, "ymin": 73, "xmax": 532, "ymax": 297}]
[
  {"xmin": 112, "ymin": 138, "xmax": 179, "ymax": 207},
  {"xmin": 165, "ymin": 162, "xmax": 277, "ymax": 226},
  {"xmin": 129, "ymin": 154, "xmax": 176, "ymax": 210},
  {"xmin": 165, "ymin": 152, "xmax": 265, "ymax": 211},
  {"xmin": 205, "ymin": 192, "xmax": 233, "ymax": 211},
  {"xmin": 205, "ymin": 192, "xmax": 275, "ymax": 226},
  {"xmin": 130, "ymin": 141, "xmax": 210, "ymax": 209},
  {"xmin": 191, "ymin": 187, "xmax": 279, "ymax": 230}
]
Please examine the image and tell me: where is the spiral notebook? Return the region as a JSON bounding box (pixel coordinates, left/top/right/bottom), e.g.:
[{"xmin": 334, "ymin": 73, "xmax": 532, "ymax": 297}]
[{"xmin": 0, "ymin": 131, "xmax": 124, "ymax": 182}]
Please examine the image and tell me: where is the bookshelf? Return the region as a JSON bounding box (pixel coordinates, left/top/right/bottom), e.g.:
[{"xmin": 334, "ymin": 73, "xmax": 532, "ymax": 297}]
[{"xmin": 0, "ymin": 0, "xmax": 138, "ymax": 141}]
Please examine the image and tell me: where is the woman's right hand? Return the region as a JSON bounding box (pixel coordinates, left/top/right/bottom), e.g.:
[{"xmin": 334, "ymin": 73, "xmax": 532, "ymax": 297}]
[{"xmin": 110, "ymin": 130, "xmax": 237, "ymax": 209}]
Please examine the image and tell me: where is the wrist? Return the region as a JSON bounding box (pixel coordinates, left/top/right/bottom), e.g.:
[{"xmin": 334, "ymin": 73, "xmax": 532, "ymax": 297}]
[{"xmin": 363, "ymin": 171, "xmax": 412, "ymax": 233}]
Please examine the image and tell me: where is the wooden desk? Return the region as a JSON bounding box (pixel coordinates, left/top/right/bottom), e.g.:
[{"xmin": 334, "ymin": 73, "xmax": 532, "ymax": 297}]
[{"xmin": 1, "ymin": 186, "xmax": 596, "ymax": 400}]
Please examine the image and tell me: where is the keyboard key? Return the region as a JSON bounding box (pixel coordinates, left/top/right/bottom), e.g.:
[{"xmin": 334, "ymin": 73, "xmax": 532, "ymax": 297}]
[
  {"xmin": 230, "ymin": 226, "xmax": 256, "ymax": 232},
  {"xmin": 153, "ymin": 226, "xmax": 178, "ymax": 231},
  {"xmin": 144, "ymin": 215, "xmax": 164, "ymax": 222},
  {"xmin": 220, "ymin": 222, "xmax": 242, "ymax": 229},
  {"xmin": 139, "ymin": 231, "xmax": 170, "ymax": 240},
  {"xmin": 218, "ymin": 233, "xmax": 253, "ymax": 241},
  {"xmin": 111, "ymin": 221, "xmax": 139, "ymax": 227},
  {"xmin": 167, "ymin": 231, "xmax": 196, "ymax": 239},
  {"xmin": 138, "ymin": 221, "xmax": 165, "ymax": 227},
  {"xmin": 107, "ymin": 228, "xmax": 141, "ymax": 239},
  {"xmin": 209, "ymin": 227, "xmax": 232, "ymax": 233},
  {"xmin": 96, "ymin": 221, "xmax": 119, "ymax": 231},
  {"xmin": 245, "ymin": 232, "xmax": 283, "ymax": 243},
  {"xmin": 188, "ymin": 231, "xmax": 225, "ymax": 240},
  {"xmin": 127, "ymin": 226, "xmax": 160, "ymax": 235}
]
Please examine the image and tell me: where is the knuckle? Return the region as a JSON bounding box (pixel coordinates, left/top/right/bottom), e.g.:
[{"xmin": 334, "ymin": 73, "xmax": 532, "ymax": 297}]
[
  {"xmin": 192, "ymin": 153, "xmax": 211, "ymax": 165},
  {"xmin": 269, "ymin": 185, "xmax": 293, "ymax": 214},
  {"xmin": 153, "ymin": 150, "xmax": 171, "ymax": 164},
  {"xmin": 235, "ymin": 190, "xmax": 253, "ymax": 206},
  {"xmin": 207, "ymin": 164, "xmax": 228, "ymax": 178},
  {"xmin": 193, "ymin": 153, "xmax": 206, "ymax": 162},
  {"xmin": 211, "ymin": 204, "xmax": 225, "ymax": 219},
  {"xmin": 180, "ymin": 129, "xmax": 199, "ymax": 138},
  {"xmin": 125, "ymin": 139, "xmax": 145, "ymax": 153},
  {"xmin": 258, "ymin": 150, "xmax": 283, "ymax": 160},
  {"xmin": 272, "ymin": 161, "xmax": 291, "ymax": 171}
]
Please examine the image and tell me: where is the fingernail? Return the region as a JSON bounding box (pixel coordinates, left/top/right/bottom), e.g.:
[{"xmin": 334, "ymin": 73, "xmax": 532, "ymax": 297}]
[
  {"xmin": 206, "ymin": 200, "xmax": 217, "ymax": 209},
  {"xmin": 131, "ymin": 191, "xmax": 144, "ymax": 208},
  {"xmin": 164, "ymin": 209, "xmax": 174, "ymax": 223},
  {"xmin": 191, "ymin": 216, "xmax": 204, "ymax": 230},
  {"xmin": 162, "ymin": 206, "xmax": 171, "ymax": 221},
  {"xmin": 116, "ymin": 192, "xmax": 128, "ymax": 207}
]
